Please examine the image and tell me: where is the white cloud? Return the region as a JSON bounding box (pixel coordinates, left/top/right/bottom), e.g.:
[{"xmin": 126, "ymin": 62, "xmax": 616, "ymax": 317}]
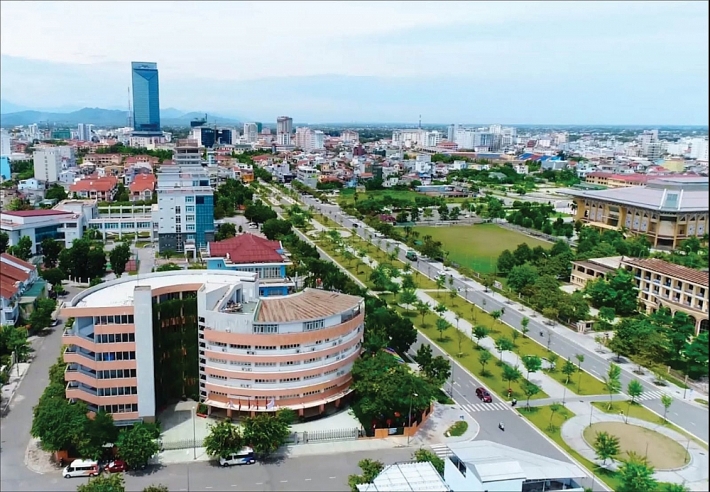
[{"xmin": 3, "ymin": 1, "xmax": 705, "ymax": 81}]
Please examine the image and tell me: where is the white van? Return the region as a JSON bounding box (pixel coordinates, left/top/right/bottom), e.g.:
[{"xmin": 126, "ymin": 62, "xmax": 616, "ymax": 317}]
[
  {"xmin": 63, "ymin": 459, "xmax": 100, "ymax": 478},
  {"xmin": 219, "ymin": 447, "xmax": 256, "ymax": 466}
]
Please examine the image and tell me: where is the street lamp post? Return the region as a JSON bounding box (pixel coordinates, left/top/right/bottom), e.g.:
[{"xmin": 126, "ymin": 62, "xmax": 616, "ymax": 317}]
[
  {"xmin": 192, "ymin": 406, "xmax": 197, "ymax": 460},
  {"xmin": 407, "ymin": 392, "xmax": 419, "ymax": 446}
]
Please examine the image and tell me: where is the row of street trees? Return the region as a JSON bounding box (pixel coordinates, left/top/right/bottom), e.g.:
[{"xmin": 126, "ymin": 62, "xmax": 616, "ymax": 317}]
[
  {"xmin": 31, "ymin": 355, "xmax": 161, "ymax": 468},
  {"xmin": 203, "ymin": 410, "xmax": 293, "ymax": 459}
]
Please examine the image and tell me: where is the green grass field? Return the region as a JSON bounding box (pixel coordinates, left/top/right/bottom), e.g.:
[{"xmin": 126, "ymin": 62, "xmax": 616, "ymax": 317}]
[
  {"xmin": 414, "ymin": 223, "xmax": 552, "ymax": 273},
  {"xmin": 338, "ymin": 189, "xmax": 425, "ymax": 205}
]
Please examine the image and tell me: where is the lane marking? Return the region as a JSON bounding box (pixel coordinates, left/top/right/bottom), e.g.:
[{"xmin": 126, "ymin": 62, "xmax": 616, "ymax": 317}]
[
  {"xmin": 330, "ymin": 476, "xmax": 337, "ymax": 479},
  {"xmin": 280, "ymin": 480, "xmax": 288, "ymax": 483},
  {"xmin": 305, "ymin": 478, "xmax": 312, "ymax": 481}
]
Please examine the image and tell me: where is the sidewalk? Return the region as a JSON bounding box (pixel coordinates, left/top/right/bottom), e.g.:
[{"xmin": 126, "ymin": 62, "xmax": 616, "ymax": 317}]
[
  {"xmin": 157, "ymin": 436, "xmax": 410, "ymax": 465},
  {"xmin": 414, "ymin": 290, "xmax": 571, "ymax": 400},
  {"xmin": 561, "ymin": 401, "xmax": 709, "ymax": 491},
  {"xmin": 0, "ymin": 362, "xmax": 30, "ymax": 416},
  {"xmin": 410, "ymin": 403, "xmax": 479, "ymax": 447}
]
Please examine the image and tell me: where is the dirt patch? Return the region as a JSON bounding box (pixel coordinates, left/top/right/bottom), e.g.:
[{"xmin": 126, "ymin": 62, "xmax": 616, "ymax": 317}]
[
  {"xmin": 25, "ymin": 438, "xmax": 62, "ymax": 474},
  {"xmin": 583, "ymin": 422, "xmax": 689, "ymax": 470}
]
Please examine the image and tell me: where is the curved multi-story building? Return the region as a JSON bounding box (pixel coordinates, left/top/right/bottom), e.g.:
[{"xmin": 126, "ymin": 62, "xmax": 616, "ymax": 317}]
[{"xmin": 62, "ymin": 270, "xmax": 364, "ymax": 425}]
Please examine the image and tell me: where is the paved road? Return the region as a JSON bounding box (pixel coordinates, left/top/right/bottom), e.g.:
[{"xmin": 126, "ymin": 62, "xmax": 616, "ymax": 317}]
[
  {"xmin": 2, "ymin": 448, "xmax": 415, "ymax": 492},
  {"xmin": 287, "ymin": 187, "xmax": 709, "ymax": 443}
]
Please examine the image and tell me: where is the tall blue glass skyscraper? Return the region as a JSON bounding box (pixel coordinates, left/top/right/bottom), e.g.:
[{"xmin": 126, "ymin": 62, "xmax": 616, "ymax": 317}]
[{"xmin": 131, "ymin": 62, "xmax": 161, "ymax": 135}]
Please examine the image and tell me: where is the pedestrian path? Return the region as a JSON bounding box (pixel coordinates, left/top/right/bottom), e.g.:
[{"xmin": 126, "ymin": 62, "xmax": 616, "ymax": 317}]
[
  {"xmin": 428, "ymin": 443, "xmax": 450, "ymax": 458},
  {"xmin": 460, "ymin": 402, "xmax": 510, "ymax": 413}
]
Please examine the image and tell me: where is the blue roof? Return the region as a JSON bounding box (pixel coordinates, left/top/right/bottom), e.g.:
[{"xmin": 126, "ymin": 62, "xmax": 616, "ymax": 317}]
[{"xmin": 519, "ymin": 153, "xmax": 535, "ymax": 160}]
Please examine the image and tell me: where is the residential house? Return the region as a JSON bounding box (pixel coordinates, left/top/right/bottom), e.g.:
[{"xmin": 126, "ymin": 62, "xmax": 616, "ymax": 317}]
[
  {"xmin": 0, "ymin": 253, "xmax": 45, "ymax": 326},
  {"xmin": 70, "ymin": 176, "xmax": 118, "ymax": 202},
  {"xmin": 128, "ymin": 173, "xmax": 156, "ymax": 202}
]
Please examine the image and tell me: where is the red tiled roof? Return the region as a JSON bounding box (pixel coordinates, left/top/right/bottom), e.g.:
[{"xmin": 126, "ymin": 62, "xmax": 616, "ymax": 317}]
[
  {"xmin": 70, "ymin": 176, "xmax": 118, "ymax": 193},
  {"xmin": 0, "ymin": 253, "xmax": 35, "ymax": 299},
  {"xmin": 622, "ymin": 257, "xmax": 709, "ymax": 286},
  {"xmin": 208, "ymin": 233, "xmax": 284, "ymax": 264},
  {"xmin": 1, "ymin": 209, "xmax": 72, "ymax": 217},
  {"xmin": 128, "ymin": 174, "xmax": 156, "ymax": 192}
]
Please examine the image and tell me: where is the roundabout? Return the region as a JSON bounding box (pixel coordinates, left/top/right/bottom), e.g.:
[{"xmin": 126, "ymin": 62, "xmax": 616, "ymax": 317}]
[
  {"xmin": 560, "ymin": 401, "xmax": 708, "ymax": 490},
  {"xmin": 582, "ymin": 421, "xmax": 689, "ymax": 470}
]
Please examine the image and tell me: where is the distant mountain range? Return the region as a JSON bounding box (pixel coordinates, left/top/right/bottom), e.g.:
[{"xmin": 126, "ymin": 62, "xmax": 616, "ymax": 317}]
[{"xmin": 0, "ymin": 105, "xmax": 246, "ymax": 128}]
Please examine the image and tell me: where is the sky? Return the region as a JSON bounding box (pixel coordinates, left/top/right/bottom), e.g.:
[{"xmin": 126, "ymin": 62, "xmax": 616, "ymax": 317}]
[{"xmin": 1, "ymin": 1, "xmax": 708, "ymax": 125}]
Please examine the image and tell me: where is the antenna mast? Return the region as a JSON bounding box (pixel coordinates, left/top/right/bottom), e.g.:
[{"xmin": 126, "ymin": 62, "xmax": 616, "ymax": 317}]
[{"xmin": 127, "ymin": 87, "xmax": 133, "ymax": 129}]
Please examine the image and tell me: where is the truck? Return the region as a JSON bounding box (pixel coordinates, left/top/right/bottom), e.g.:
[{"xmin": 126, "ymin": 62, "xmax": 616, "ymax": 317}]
[{"xmin": 405, "ymin": 250, "xmax": 418, "ymax": 261}]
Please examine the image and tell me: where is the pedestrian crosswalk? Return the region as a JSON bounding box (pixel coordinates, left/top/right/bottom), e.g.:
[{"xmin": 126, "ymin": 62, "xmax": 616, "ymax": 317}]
[
  {"xmin": 460, "ymin": 402, "xmax": 510, "ymax": 413},
  {"xmin": 628, "ymin": 390, "xmax": 668, "ymax": 401},
  {"xmin": 429, "ymin": 444, "xmax": 451, "ymax": 458}
]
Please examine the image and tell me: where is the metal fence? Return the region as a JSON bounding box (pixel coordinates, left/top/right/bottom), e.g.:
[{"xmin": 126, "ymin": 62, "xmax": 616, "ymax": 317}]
[{"xmin": 160, "ymin": 427, "xmax": 361, "ymax": 451}]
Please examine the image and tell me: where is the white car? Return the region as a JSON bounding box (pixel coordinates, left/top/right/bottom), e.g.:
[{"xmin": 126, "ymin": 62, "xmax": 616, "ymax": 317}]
[{"xmin": 248, "ymin": 223, "xmax": 258, "ymax": 229}]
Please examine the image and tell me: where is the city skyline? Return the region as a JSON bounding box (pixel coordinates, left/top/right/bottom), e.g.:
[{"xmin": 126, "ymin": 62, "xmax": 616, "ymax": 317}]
[{"xmin": 0, "ymin": 1, "xmax": 708, "ymax": 125}]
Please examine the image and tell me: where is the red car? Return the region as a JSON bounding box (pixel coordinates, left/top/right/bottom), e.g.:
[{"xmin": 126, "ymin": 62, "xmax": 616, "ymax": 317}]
[
  {"xmin": 105, "ymin": 460, "xmax": 127, "ymax": 473},
  {"xmin": 476, "ymin": 387, "xmax": 493, "ymax": 403}
]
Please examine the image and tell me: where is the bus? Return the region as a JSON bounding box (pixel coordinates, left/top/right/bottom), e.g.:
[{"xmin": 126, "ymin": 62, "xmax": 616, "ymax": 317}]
[{"xmin": 219, "ymin": 447, "xmax": 256, "ymax": 467}]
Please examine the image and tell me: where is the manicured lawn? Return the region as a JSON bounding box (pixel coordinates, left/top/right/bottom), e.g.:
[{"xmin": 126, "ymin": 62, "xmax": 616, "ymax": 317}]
[
  {"xmin": 384, "ymin": 299, "xmax": 548, "ymax": 401},
  {"xmin": 338, "ymin": 189, "xmax": 425, "ymax": 205},
  {"xmin": 695, "ymin": 398, "xmax": 708, "ymax": 406},
  {"xmin": 583, "ymin": 422, "xmax": 689, "ymax": 469},
  {"xmin": 436, "ymin": 295, "xmax": 609, "ymax": 396},
  {"xmin": 519, "ymin": 405, "xmax": 623, "ymax": 491},
  {"xmin": 414, "ymin": 223, "xmax": 552, "ymax": 273},
  {"xmin": 446, "ymin": 421, "xmax": 469, "ymax": 437},
  {"xmin": 591, "ymin": 401, "xmax": 708, "ymax": 450},
  {"xmin": 313, "ymin": 238, "xmax": 375, "ymax": 289}
]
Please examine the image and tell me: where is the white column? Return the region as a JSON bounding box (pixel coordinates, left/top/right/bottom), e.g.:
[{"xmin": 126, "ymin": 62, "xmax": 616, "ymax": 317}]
[{"xmin": 134, "ymin": 285, "xmax": 156, "ymax": 420}]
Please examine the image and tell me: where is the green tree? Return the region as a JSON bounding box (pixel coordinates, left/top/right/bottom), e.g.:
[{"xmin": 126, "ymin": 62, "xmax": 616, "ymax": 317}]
[
  {"xmin": 29, "ymin": 297, "xmax": 56, "ymax": 332},
  {"xmin": 435, "ymin": 317, "xmax": 449, "ymax": 341},
  {"xmin": 348, "ymin": 459, "xmax": 385, "ymax": 492},
  {"xmin": 116, "ymin": 423, "xmax": 161, "ymax": 469},
  {"xmin": 40, "ymin": 267, "xmax": 67, "ymax": 292},
  {"xmin": 203, "ymin": 419, "xmax": 244, "ymax": 458},
  {"xmin": 584, "ymin": 270, "xmax": 639, "ymax": 317},
  {"xmin": 561, "ymin": 358, "xmax": 577, "ymax": 385},
  {"xmin": 547, "ymin": 353, "xmax": 559, "ymax": 372},
  {"xmin": 77, "ymin": 410, "xmax": 119, "ymax": 460},
  {"xmin": 77, "ymin": 473, "xmax": 125, "ymax": 492},
  {"xmin": 422, "ymin": 356, "xmax": 452, "ymax": 387},
  {"xmin": 522, "ymin": 381, "xmax": 540, "ymax": 407},
  {"xmin": 0, "ymin": 324, "xmax": 32, "ymax": 362},
  {"xmin": 414, "ymin": 344, "xmax": 433, "ymax": 369},
  {"xmin": 156, "ymin": 263, "xmax": 182, "ymax": 272},
  {"xmin": 494, "ymin": 336, "xmax": 514, "ymax": 364},
  {"xmin": 45, "ymin": 183, "xmax": 68, "ymax": 202},
  {"xmin": 617, "ymin": 453, "xmax": 658, "ymax": 492},
  {"xmin": 415, "ymin": 301, "xmax": 430, "ymax": 327},
  {"xmin": 502, "ymin": 364, "xmax": 522, "ymax": 392},
  {"xmin": 507, "ymin": 264, "xmax": 539, "ymax": 294},
  {"xmin": 0, "ymin": 231, "xmax": 9, "ymax": 254},
  {"xmin": 472, "ymin": 325, "xmax": 489, "ymax": 348},
  {"xmin": 40, "ymin": 238, "xmax": 63, "ymax": 268},
  {"xmin": 142, "ymin": 486, "xmax": 170, "ymax": 492},
  {"xmin": 542, "ymin": 307, "xmax": 558, "ymax": 323},
  {"xmin": 215, "ymin": 223, "xmax": 237, "ymax": 241},
  {"xmin": 413, "ymin": 448, "xmax": 444, "ymax": 475},
  {"xmin": 627, "ymin": 379, "xmax": 644, "ymax": 404},
  {"xmin": 478, "ymin": 349, "xmax": 492, "ymax": 376},
  {"xmin": 593, "ymin": 431, "xmax": 620, "ymax": 465},
  {"xmin": 521, "ymin": 317, "xmax": 530, "ymax": 338},
  {"xmin": 241, "ymin": 413, "xmax": 291, "ymax": 457},
  {"xmin": 684, "ymin": 331, "xmax": 709, "ymax": 379},
  {"xmin": 604, "ymin": 363, "xmax": 622, "ymax": 409},
  {"xmin": 262, "ymin": 218, "xmax": 293, "ymax": 240},
  {"xmin": 8, "ymin": 235, "xmax": 33, "ymax": 261},
  {"xmin": 109, "ymin": 243, "xmax": 132, "ymax": 278},
  {"xmin": 496, "ymin": 249, "xmax": 516, "ymax": 275},
  {"xmin": 521, "ymin": 355, "xmax": 542, "ymax": 380},
  {"xmin": 661, "ymin": 394, "xmax": 673, "ymax": 421},
  {"xmin": 575, "ymin": 354, "xmax": 585, "ymax": 390},
  {"xmin": 399, "ymin": 289, "xmax": 418, "ymax": 310},
  {"xmin": 491, "ymin": 310, "xmax": 502, "ymax": 325},
  {"xmin": 31, "ymin": 397, "xmax": 88, "ymax": 453},
  {"xmin": 435, "ymin": 275, "xmax": 446, "ymax": 297}
]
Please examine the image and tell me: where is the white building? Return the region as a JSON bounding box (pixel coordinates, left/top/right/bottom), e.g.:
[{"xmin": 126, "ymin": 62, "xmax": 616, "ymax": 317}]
[
  {"xmin": 33, "ymin": 147, "xmax": 75, "ymax": 183},
  {"xmin": 689, "ymin": 137, "xmax": 709, "ymax": 162},
  {"xmin": 341, "ymin": 130, "xmax": 359, "ymax": 144},
  {"xmin": 0, "ymin": 129, "xmax": 11, "ymax": 157},
  {"xmin": 77, "ymin": 123, "xmax": 94, "ymax": 142},
  {"xmin": 1, "ymin": 207, "xmax": 93, "ymax": 255},
  {"xmin": 156, "ymin": 139, "xmax": 214, "ymax": 253},
  {"xmin": 243, "ymin": 123, "xmax": 258, "ymax": 143},
  {"xmin": 295, "ymin": 165, "xmax": 319, "ymax": 188}
]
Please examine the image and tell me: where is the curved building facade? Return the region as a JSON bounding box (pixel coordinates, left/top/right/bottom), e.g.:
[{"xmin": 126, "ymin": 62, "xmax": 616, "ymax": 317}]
[{"xmin": 62, "ymin": 270, "xmax": 364, "ymax": 424}]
